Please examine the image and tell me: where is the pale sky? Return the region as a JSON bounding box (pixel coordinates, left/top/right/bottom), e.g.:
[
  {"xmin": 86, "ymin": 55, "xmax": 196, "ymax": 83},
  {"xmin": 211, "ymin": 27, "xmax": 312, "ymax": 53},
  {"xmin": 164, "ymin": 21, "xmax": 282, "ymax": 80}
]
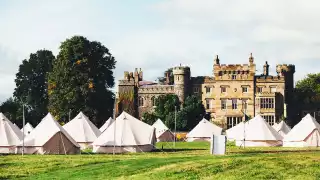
[{"xmin": 1, "ymin": 0, "xmax": 320, "ymax": 102}]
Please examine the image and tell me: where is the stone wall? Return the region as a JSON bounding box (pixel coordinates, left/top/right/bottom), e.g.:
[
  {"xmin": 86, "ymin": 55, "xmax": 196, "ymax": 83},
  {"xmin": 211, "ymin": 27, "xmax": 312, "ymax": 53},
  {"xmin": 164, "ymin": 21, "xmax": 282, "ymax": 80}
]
[{"xmin": 137, "ymin": 85, "xmax": 175, "ymax": 118}]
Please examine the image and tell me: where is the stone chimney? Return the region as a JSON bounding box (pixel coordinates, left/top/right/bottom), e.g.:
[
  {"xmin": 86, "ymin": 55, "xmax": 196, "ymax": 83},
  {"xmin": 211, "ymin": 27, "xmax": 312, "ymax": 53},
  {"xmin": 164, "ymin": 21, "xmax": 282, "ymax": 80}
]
[
  {"xmin": 249, "ymin": 53, "xmax": 254, "ymax": 65},
  {"xmin": 214, "ymin": 55, "xmax": 220, "ymax": 65},
  {"xmin": 165, "ymin": 71, "xmax": 170, "ymax": 85},
  {"xmin": 139, "ymin": 68, "xmax": 143, "ymax": 81},
  {"xmin": 263, "ymin": 61, "xmax": 269, "ymax": 76}
]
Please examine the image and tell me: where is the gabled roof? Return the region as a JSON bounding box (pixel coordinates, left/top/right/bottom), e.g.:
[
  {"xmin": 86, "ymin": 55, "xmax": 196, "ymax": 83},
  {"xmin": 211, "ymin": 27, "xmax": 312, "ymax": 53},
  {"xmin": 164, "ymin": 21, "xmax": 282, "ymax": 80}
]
[
  {"xmin": 0, "ymin": 113, "xmax": 24, "ymax": 146},
  {"xmin": 284, "ymin": 114, "xmax": 320, "ymax": 141},
  {"xmin": 63, "ymin": 112, "xmax": 101, "ymax": 143},
  {"xmin": 187, "ymin": 118, "xmax": 222, "ymax": 138},
  {"xmin": 18, "ymin": 113, "xmax": 79, "ymax": 147}
]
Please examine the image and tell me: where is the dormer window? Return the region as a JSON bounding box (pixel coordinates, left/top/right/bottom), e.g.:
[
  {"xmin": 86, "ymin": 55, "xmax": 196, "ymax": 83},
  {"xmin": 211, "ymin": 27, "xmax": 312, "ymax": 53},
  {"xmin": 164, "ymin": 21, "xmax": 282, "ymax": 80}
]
[{"xmin": 232, "ymin": 75, "xmax": 236, "ymax": 80}]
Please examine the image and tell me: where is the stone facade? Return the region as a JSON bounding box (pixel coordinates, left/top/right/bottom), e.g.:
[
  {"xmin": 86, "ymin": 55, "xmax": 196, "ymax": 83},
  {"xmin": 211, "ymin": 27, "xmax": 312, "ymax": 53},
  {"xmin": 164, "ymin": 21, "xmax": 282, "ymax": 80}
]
[{"xmin": 117, "ymin": 54, "xmax": 295, "ymax": 129}]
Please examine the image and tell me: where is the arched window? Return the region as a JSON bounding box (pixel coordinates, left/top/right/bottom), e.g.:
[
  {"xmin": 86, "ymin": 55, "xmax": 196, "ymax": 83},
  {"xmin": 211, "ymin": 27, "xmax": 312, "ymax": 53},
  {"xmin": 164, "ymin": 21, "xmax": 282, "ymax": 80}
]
[
  {"xmin": 139, "ymin": 97, "xmax": 144, "ymax": 107},
  {"xmin": 151, "ymin": 96, "xmax": 156, "ymax": 106}
]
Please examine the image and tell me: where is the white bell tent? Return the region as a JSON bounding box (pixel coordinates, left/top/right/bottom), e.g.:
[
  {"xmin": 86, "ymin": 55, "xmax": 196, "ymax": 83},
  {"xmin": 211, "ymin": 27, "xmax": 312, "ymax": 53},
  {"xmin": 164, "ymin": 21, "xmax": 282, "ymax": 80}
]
[
  {"xmin": 21, "ymin": 122, "xmax": 34, "ymax": 136},
  {"xmin": 92, "ymin": 111, "xmax": 156, "ymax": 153},
  {"xmin": 13, "ymin": 123, "xmax": 21, "ymax": 133},
  {"xmin": 152, "ymin": 119, "xmax": 174, "ymax": 142},
  {"xmin": 234, "ymin": 115, "xmax": 283, "ymax": 147},
  {"xmin": 283, "ymin": 114, "xmax": 320, "ymax": 147},
  {"xmin": 99, "ymin": 117, "xmax": 114, "ymax": 132},
  {"xmin": 0, "ymin": 113, "xmax": 24, "ymax": 153},
  {"xmin": 63, "ymin": 112, "xmax": 101, "ymax": 149},
  {"xmin": 226, "ymin": 121, "xmax": 245, "ymax": 141},
  {"xmin": 186, "ymin": 118, "xmax": 222, "ymax": 142},
  {"xmin": 272, "ymin": 121, "xmax": 291, "ymax": 137},
  {"xmin": 16, "ymin": 113, "xmax": 80, "ymax": 154}
]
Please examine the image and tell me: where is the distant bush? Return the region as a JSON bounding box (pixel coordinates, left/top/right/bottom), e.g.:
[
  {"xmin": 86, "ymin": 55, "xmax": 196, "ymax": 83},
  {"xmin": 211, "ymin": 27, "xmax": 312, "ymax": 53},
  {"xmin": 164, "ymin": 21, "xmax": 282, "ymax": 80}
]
[{"xmin": 227, "ymin": 141, "xmax": 236, "ymax": 147}]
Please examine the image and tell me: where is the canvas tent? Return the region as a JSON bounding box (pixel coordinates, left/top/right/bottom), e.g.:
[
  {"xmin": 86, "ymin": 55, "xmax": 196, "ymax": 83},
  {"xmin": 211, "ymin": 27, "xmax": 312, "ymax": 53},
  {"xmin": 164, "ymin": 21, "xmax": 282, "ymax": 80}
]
[
  {"xmin": 13, "ymin": 123, "xmax": 21, "ymax": 133},
  {"xmin": 92, "ymin": 111, "xmax": 156, "ymax": 153},
  {"xmin": 272, "ymin": 121, "xmax": 291, "ymax": 137},
  {"xmin": 99, "ymin": 117, "xmax": 114, "ymax": 132},
  {"xmin": 283, "ymin": 114, "xmax": 320, "ymax": 147},
  {"xmin": 226, "ymin": 121, "xmax": 245, "ymax": 141},
  {"xmin": 63, "ymin": 112, "xmax": 101, "ymax": 149},
  {"xmin": 0, "ymin": 113, "xmax": 24, "ymax": 153},
  {"xmin": 21, "ymin": 122, "xmax": 34, "ymax": 136},
  {"xmin": 186, "ymin": 118, "xmax": 222, "ymax": 142},
  {"xmin": 234, "ymin": 115, "xmax": 283, "ymax": 147},
  {"xmin": 16, "ymin": 113, "xmax": 80, "ymax": 154},
  {"xmin": 152, "ymin": 119, "xmax": 174, "ymax": 142}
]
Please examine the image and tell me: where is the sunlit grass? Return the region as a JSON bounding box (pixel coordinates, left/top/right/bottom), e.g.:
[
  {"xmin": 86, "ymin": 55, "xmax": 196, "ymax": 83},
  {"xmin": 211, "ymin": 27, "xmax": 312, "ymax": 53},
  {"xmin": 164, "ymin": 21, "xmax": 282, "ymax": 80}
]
[{"xmin": 0, "ymin": 142, "xmax": 319, "ymax": 180}]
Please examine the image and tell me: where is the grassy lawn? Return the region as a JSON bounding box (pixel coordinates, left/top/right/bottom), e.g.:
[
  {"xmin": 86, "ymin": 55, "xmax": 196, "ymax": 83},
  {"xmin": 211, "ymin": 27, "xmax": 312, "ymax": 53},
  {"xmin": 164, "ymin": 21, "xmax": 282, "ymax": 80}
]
[{"xmin": 0, "ymin": 142, "xmax": 319, "ymax": 180}]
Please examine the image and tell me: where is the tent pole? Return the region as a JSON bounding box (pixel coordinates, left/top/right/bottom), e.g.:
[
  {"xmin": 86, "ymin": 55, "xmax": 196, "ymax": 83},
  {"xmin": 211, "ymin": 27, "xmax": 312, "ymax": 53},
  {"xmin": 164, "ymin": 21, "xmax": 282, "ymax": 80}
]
[
  {"xmin": 113, "ymin": 92, "xmax": 117, "ymax": 155},
  {"xmin": 174, "ymin": 106, "xmax": 176, "ymax": 149},
  {"xmin": 22, "ymin": 104, "xmax": 25, "ymax": 156},
  {"xmin": 243, "ymin": 109, "xmax": 246, "ymax": 149}
]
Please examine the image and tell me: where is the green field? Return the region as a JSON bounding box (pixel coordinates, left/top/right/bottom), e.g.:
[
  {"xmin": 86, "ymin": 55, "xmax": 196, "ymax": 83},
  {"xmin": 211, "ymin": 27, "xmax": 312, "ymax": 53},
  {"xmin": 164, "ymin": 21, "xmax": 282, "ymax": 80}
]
[{"xmin": 0, "ymin": 142, "xmax": 320, "ymax": 180}]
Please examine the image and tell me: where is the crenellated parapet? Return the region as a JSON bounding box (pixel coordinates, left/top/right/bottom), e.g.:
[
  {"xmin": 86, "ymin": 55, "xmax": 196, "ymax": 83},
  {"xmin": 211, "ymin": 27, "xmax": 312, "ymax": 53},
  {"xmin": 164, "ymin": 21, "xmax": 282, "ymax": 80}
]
[
  {"xmin": 172, "ymin": 66, "xmax": 190, "ymax": 76},
  {"xmin": 138, "ymin": 85, "xmax": 175, "ymax": 94},
  {"xmin": 213, "ymin": 54, "xmax": 256, "ymax": 80},
  {"xmin": 276, "ymin": 64, "xmax": 295, "ymax": 76},
  {"xmin": 172, "ymin": 65, "xmax": 191, "ymax": 102},
  {"xmin": 118, "ymin": 79, "xmax": 135, "ymax": 86},
  {"xmin": 256, "ymin": 75, "xmax": 285, "ymax": 82}
]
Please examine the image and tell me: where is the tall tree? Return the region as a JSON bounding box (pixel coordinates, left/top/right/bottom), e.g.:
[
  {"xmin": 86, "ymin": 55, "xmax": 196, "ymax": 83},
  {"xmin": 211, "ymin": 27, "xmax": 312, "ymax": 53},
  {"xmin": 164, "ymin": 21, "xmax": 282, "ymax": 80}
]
[
  {"xmin": 157, "ymin": 68, "xmax": 174, "ymax": 85},
  {"xmin": 154, "ymin": 94, "xmax": 180, "ymax": 121},
  {"xmin": 142, "ymin": 94, "xmax": 205, "ymax": 131},
  {"xmin": 181, "ymin": 95, "xmax": 206, "ymax": 130},
  {"xmin": 48, "ymin": 36, "xmax": 116, "ymax": 126},
  {"xmin": 291, "ymin": 73, "xmax": 320, "ymax": 125},
  {"xmin": 13, "ymin": 50, "xmax": 55, "ymax": 124},
  {"xmin": 0, "ymin": 98, "xmax": 21, "ymax": 126},
  {"xmin": 296, "ymin": 73, "xmax": 320, "ymax": 93}
]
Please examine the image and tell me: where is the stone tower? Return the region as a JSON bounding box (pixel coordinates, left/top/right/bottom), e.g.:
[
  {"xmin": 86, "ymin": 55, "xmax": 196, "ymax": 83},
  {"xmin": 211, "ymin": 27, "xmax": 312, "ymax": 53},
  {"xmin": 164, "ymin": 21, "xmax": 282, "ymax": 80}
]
[
  {"xmin": 117, "ymin": 70, "xmax": 139, "ymax": 117},
  {"xmin": 276, "ymin": 64, "xmax": 296, "ymax": 120},
  {"xmin": 276, "ymin": 64, "xmax": 295, "ymax": 92},
  {"xmin": 172, "ymin": 65, "xmax": 191, "ymax": 103}
]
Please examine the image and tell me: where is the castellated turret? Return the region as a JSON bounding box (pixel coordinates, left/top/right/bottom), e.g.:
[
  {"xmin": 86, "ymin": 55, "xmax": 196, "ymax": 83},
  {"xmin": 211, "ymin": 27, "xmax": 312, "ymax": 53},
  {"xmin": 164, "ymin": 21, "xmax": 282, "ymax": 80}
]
[
  {"xmin": 276, "ymin": 64, "xmax": 296, "ymax": 105},
  {"xmin": 172, "ymin": 65, "xmax": 191, "ymax": 103},
  {"xmin": 276, "ymin": 64, "xmax": 295, "ymax": 76}
]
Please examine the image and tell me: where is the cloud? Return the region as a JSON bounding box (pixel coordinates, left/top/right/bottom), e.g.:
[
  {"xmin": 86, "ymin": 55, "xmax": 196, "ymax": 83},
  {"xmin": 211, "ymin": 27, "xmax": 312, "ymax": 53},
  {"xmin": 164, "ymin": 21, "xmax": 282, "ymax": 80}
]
[{"xmin": 1, "ymin": 0, "xmax": 320, "ymax": 102}]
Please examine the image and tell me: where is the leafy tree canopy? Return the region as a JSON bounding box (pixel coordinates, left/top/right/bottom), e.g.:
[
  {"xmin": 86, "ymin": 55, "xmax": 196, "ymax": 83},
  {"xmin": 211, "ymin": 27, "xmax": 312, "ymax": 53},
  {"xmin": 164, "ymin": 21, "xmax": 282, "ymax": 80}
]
[
  {"xmin": 295, "ymin": 73, "xmax": 320, "ymax": 104},
  {"xmin": 48, "ymin": 36, "xmax": 116, "ymax": 126},
  {"xmin": 12, "ymin": 50, "xmax": 55, "ymax": 125},
  {"xmin": 181, "ymin": 95, "xmax": 206, "ymax": 130},
  {"xmin": 296, "ymin": 73, "xmax": 320, "ymax": 93},
  {"xmin": 142, "ymin": 112, "xmax": 158, "ymax": 125},
  {"xmin": 0, "ymin": 98, "xmax": 21, "ymax": 126},
  {"xmin": 143, "ymin": 94, "xmax": 205, "ymax": 131},
  {"xmin": 157, "ymin": 68, "xmax": 174, "ymax": 85}
]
